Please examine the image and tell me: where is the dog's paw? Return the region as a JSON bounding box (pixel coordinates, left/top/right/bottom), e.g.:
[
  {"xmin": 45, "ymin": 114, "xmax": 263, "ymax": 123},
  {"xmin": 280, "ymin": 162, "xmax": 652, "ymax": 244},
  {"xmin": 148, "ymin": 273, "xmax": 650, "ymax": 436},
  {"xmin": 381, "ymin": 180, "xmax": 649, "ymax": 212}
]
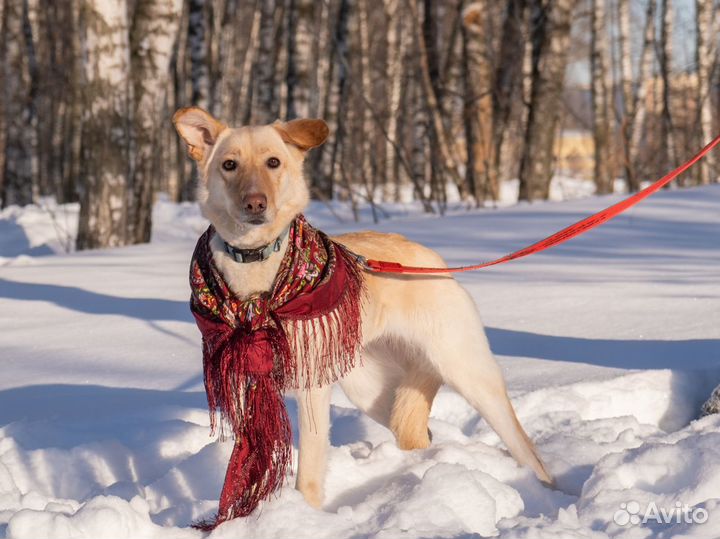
[
  {"xmin": 396, "ymin": 429, "xmax": 432, "ymax": 450},
  {"xmin": 296, "ymin": 480, "xmax": 323, "ymax": 508}
]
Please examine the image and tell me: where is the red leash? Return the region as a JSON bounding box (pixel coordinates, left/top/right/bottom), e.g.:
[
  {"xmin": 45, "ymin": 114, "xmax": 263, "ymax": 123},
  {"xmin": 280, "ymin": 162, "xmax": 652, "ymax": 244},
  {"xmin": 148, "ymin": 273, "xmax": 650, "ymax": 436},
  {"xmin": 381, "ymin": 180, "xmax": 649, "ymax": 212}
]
[{"xmin": 360, "ymin": 134, "xmax": 720, "ymax": 275}]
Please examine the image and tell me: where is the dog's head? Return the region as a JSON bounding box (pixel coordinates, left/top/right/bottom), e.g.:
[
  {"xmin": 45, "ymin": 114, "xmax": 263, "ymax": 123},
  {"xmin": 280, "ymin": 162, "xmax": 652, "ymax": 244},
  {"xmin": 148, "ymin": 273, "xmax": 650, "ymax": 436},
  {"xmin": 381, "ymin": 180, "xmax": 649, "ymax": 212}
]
[{"xmin": 173, "ymin": 107, "xmax": 329, "ymax": 248}]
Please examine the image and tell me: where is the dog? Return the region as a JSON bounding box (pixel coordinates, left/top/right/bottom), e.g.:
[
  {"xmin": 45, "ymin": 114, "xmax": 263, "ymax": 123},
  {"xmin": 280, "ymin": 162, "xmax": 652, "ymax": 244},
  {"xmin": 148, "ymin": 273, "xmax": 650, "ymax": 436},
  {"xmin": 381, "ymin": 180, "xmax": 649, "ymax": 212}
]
[{"xmin": 173, "ymin": 107, "xmax": 552, "ymax": 510}]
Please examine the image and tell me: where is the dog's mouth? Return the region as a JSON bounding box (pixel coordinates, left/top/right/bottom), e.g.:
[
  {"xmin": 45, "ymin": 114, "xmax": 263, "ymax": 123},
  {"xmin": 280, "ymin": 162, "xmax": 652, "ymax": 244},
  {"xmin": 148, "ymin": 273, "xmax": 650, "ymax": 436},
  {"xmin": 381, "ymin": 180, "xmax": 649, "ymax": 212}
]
[{"xmin": 246, "ymin": 217, "xmax": 266, "ymax": 226}]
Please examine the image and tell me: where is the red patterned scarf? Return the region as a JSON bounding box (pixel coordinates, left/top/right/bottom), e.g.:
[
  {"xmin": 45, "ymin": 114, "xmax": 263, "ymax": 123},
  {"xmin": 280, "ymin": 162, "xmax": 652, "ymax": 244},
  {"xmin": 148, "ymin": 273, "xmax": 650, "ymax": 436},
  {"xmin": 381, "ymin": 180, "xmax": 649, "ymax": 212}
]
[{"xmin": 189, "ymin": 215, "xmax": 364, "ymax": 529}]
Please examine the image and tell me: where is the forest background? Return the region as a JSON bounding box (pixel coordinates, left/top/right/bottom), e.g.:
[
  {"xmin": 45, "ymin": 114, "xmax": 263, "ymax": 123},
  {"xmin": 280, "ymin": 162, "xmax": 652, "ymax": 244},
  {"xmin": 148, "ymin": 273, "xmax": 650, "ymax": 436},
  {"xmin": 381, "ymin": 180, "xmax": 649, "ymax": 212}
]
[{"xmin": 0, "ymin": 0, "xmax": 717, "ymax": 249}]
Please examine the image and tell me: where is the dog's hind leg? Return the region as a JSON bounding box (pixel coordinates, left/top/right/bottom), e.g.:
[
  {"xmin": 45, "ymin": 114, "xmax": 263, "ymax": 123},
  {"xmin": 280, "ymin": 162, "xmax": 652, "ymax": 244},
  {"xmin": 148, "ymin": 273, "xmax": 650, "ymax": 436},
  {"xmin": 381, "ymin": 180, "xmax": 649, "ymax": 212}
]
[
  {"xmin": 389, "ymin": 368, "xmax": 442, "ymax": 450},
  {"xmin": 377, "ymin": 337, "xmax": 443, "ymax": 450},
  {"xmin": 442, "ymin": 337, "xmax": 552, "ymax": 483},
  {"xmin": 406, "ymin": 288, "xmax": 553, "ymax": 485},
  {"xmin": 341, "ymin": 343, "xmax": 441, "ymax": 451},
  {"xmin": 295, "ymin": 384, "xmax": 332, "ymax": 508}
]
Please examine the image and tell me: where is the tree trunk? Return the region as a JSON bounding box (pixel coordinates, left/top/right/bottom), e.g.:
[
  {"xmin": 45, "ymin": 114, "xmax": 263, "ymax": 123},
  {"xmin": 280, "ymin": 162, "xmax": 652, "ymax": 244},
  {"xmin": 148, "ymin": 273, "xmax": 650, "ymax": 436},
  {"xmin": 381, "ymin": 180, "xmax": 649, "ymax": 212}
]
[
  {"xmin": 252, "ymin": 0, "xmax": 277, "ymax": 124},
  {"xmin": 327, "ymin": 0, "xmax": 352, "ymax": 201},
  {"xmin": 65, "ymin": 0, "xmax": 84, "ymax": 205},
  {"xmin": 207, "ymin": 0, "xmax": 231, "ymax": 116},
  {"xmin": 23, "ymin": 0, "xmax": 39, "ymax": 201},
  {"xmin": 183, "ymin": 0, "xmax": 210, "ymax": 203},
  {"xmin": 1, "ymin": 0, "xmax": 37, "ymax": 207},
  {"xmin": 309, "ymin": 0, "xmax": 349, "ymax": 200},
  {"xmin": 617, "ymin": 0, "xmax": 632, "ymax": 123},
  {"xmin": 236, "ymin": 6, "xmax": 261, "ymax": 125},
  {"xmin": 129, "ymin": 0, "xmax": 182, "ymax": 244},
  {"xmin": 695, "ymin": 0, "xmax": 715, "ymax": 184},
  {"xmin": 173, "ymin": 0, "xmax": 195, "ymax": 201},
  {"xmin": 34, "ymin": 1, "xmax": 54, "ymax": 199},
  {"xmin": 408, "ymin": 0, "xmax": 464, "ymax": 197},
  {"xmin": 275, "ymin": 3, "xmax": 288, "ymax": 121},
  {"xmin": 286, "ymin": 0, "xmax": 314, "ymax": 119},
  {"xmin": 492, "ymin": 0, "xmax": 527, "ymax": 188},
  {"xmin": 76, "ymin": 0, "xmax": 131, "ymax": 250},
  {"xmin": 462, "ymin": 2, "xmax": 496, "ymax": 205},
  {"xmin": 626, "ymin": 0, "xmax": 655, "ymax": 191},
  {"xmin": 659, "ymin": 0, "xmax": 678, "ymax": 173},
  {"xmin": 358, "ymin": 0, "xmax": 375, "ymax": 204},
  {"xmin": 618, "ymin": 0, "xmax": 654, "ymax": 192},
  {"xmin": 517, "ymin": 0, "xmax": 577, "ymax": 201},
  {"xmin": 590, "ymin": 0, "xmax": 612, "ymax": 194},
  {"xmin": 188, "ymin": 0, "xmax": 209, "ymax": 109},
  {"xmin": 411, "ymin": 77, "xmax": 432, "ymax": 211},
  {"xmin": 309, "ymin": 0, "xmax": 330, "ymax": 120},
  {"xmin": 216, "ymin": 0, "xmax": 242, "ymax": 123},
  {"xmin": 383, "ymin": 0, "xmax": 407, "ymax": 199},
  {"xmin": 617, "ymin": 0, "xmax": 633, "ymax": 190}
]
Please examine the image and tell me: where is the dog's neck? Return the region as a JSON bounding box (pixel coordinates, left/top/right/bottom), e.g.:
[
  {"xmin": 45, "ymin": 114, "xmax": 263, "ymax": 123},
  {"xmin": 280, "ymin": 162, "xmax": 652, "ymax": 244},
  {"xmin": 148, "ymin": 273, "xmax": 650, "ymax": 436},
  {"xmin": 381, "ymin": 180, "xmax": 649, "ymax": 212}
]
[{"xmin": 210, "ymin": 229, "xmax": 290, "ymax": 300}]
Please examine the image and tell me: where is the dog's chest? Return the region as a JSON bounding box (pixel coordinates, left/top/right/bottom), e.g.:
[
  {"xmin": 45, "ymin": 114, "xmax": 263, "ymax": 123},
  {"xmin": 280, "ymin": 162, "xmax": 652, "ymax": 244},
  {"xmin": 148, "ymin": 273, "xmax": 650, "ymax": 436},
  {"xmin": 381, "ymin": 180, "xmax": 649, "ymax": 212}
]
[{"xmin": 209, "ymin": 234, "xmax": 287, "ymax": 299}]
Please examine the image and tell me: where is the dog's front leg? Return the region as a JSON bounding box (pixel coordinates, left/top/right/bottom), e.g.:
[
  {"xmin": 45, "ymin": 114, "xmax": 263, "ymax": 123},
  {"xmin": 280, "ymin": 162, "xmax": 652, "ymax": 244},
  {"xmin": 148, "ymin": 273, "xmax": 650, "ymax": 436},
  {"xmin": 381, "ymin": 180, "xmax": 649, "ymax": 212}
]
[{"xmin": 295, "ymin": 384, "xmax": 332, "ymax": 508}]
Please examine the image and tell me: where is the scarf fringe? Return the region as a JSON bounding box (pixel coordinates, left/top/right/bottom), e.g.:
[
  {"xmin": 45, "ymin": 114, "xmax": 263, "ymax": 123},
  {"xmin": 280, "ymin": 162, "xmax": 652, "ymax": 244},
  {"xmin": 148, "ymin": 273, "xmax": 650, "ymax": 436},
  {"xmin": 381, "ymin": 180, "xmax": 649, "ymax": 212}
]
[
  {"xmin": 201, "ymin": 324, "xmax": 293, "ymax": 441},
  {"xmin": 283, "ymin": 251, "xmax": 365, "ymax": 390},
  {"xmin": 193, "ymin": 374, "xmax": 293, "ymax": 530}
]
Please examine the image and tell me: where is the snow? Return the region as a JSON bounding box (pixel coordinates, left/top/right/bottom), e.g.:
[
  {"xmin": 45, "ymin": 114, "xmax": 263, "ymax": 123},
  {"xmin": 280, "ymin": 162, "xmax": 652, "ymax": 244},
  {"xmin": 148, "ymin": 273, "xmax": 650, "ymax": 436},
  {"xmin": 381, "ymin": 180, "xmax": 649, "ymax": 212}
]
[{"xmin": 1, "ymin": 183, "xmax": 719, "ymax": 538}]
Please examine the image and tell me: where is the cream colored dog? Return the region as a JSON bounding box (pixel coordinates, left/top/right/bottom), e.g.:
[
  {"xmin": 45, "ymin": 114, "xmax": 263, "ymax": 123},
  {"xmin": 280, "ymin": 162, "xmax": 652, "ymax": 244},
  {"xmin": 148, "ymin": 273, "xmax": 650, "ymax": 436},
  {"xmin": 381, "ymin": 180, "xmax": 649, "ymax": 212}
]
[{"xmin": 174, "ymin": 107, "xmax": 552, "ymax": 508}]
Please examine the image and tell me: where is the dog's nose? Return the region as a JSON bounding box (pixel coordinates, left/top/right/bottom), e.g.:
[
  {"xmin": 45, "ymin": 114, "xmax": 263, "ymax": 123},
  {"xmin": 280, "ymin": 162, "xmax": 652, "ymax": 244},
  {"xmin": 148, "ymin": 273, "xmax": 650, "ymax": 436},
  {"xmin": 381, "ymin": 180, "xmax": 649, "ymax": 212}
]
[{"xmin": 243, "ymin": 193, "xmax": 267, "ymax": 214}]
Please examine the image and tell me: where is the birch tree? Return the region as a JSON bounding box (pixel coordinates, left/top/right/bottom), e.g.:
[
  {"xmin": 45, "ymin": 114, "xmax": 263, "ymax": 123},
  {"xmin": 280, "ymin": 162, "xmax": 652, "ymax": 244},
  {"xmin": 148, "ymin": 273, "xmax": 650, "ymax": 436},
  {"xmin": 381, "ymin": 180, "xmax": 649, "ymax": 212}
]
[
  {"xmin": 411, "ymin": 76, "xmax": 431, "ymax": 209},
  {"xmin": 63, "ymin": 0, "xmax": 85, "ymax": 205},
  {"xmin": 235, "ymin": 7, "xmax": 261, "ymax": 124},
  {"xmin": 619, "ymin": 0, "xmax": 655, "ymax": 192},
  {"xmin": 695, "ymin": 0, "xmax": 716, "ymax": 184},
  {"xmin": 383, "ymin": 0, "xmax": 407, "ymax": 198},
  {"xmin": 129, "ymin": 0, "xmax": 183, "ymax": 244},
  {"xmin": 358, "ymin": 0, "xmax": 375, "ymax": 205},
  {"xmin": 518, "ymin": 0, "xmax": 578, "ymax": 201},
  {"xmin": 286, "ymin": 0, "xmax": 314, "ymax": 119},
  {"xmin": 188, "ymin": 0, "xmax": 209, "ymax": 109},
  {"xmin": 309, "ymin": 0, "xmax": 349, "ymax": 200},
  {"xmin": 76, "ymin": 0, "xmax": 131, "ymax": 250},
  {"xmin": 1, "ymin": 0, "xmax": 36, "ymax": 207},
  {"xmin": 208, "ymin": 0, "xmax": 232, "ymax": 116},
  {"xmin": 309, "ymin": 0, "xmax": 330, "ymax": 120},
  {"xmin": 462, "ymin": 2, "xmax": 495, "ymax": 204},
  {"xmin": 328, "ymin": 0, "xmax": 351, "ymax": 199},
  {"xmin": 590, "ymin": 0, "xmax": 612, "ymax": 194},
  {"xmin": 252, "ymin": 0, "xmax": 277, "ymax": 123},
  {"xmin": 408, "ymin": 0, "xmax": 464, "ymax": 198},
  {"xmin": 22, "ymin": 0, "xmax": 39, "ymax": 200},
  {"xmin": 170, "ymin": 1, "xmax": 193, "ymax": 201},
  {"xmin": 492, "ymin": 0, "xmax": 527, "ymax": 189},
  {"xmin": 617, "ymin": 0, "xmax": 633, "ymax": 136},
  {"xmin": 659, "ymin": 0, "xmax": 678, "ymax": 171}
]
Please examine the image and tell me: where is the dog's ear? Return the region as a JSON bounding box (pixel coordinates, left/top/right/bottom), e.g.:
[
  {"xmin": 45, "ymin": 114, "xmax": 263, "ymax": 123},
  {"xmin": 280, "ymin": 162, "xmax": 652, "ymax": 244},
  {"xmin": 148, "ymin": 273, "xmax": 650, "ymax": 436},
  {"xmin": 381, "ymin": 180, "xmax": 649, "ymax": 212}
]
[
  {"xmin": 273, "ymin": 119, "xmax": 329, "ymax": 152},
  {"xmin": 173, "ymin": 107, "xmax": 227, "ymax": 161}
]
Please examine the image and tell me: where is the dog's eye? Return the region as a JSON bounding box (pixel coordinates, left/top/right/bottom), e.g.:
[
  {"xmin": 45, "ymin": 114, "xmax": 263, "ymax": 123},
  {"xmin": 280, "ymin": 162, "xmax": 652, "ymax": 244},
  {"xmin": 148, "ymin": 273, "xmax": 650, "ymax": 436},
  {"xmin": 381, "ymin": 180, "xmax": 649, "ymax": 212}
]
[
  {"xmin": 266, "ymin": 157, "xmax": 281, "ymax": 169},
  {"xmin": 222, "ymin": 159, "xmax": 237, "ymax": 171}
]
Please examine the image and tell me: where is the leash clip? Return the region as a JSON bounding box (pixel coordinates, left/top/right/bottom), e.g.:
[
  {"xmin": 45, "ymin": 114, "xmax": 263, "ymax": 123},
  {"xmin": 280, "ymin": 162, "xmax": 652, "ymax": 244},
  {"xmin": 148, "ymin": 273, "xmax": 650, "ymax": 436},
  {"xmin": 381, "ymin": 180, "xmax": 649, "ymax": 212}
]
[{"xmin": 351, "ymin": 253, "xmax": 373, "ymax": 271}]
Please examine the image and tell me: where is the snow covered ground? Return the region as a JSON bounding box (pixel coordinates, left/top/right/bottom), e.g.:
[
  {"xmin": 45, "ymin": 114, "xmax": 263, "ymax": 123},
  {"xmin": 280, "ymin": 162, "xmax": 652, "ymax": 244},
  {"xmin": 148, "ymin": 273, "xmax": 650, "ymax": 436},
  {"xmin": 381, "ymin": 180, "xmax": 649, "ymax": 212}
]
[{"xmin": 1, "ymin": 183, "xmax": 719, "ymax": 538}]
